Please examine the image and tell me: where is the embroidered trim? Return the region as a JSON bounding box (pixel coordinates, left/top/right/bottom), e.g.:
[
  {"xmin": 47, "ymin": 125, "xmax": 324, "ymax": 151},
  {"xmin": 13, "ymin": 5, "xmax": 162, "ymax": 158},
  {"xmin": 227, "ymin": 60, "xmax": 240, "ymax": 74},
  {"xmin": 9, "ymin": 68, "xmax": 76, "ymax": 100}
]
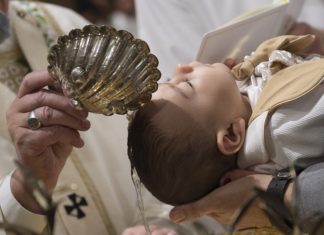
[
  {"xmin": 14, "ymin": 1, "xmax": 58, "ymax": 47},
  {"xmin": 0, "ymin": 49, "xmax": 30, "ymax": 93},
  {"xmin": 28, "ymin": 3, "xmax": 115, "ymax": 233},
  {"xmin": 70, "ymin": 153, "xmax": 116, "ymax": 234},
  {"xmin": 8, "ymin": 2, "xmax": 116, "ymax": 233},
  {"xmin": 36, "ymin": 3, "xmax": 64, "ymax": 38}
]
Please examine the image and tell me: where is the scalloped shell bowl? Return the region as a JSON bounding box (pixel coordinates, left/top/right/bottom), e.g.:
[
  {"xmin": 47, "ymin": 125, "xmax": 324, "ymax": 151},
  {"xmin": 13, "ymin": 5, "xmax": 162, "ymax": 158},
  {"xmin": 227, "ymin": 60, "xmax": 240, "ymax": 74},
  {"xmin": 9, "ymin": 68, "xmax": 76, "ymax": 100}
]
[{"xmin": 47, "ymin": 25, "xmax": 161, "ymax": 115}]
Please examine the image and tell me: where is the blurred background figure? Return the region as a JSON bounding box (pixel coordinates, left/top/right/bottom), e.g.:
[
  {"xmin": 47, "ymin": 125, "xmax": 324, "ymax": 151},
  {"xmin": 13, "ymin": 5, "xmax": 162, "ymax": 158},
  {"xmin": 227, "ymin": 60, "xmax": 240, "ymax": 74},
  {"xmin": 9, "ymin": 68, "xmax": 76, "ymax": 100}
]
[
  {"xmin": 135, "ymin": 0, "xmax": 324, "ymax": 81},
  {"xmin": 42, "ymin": 0, "xmax": 137, "ymax": 35},
  {"xmin": 41, "ymin": 0, "xmax": 324, "ymax": 80}
]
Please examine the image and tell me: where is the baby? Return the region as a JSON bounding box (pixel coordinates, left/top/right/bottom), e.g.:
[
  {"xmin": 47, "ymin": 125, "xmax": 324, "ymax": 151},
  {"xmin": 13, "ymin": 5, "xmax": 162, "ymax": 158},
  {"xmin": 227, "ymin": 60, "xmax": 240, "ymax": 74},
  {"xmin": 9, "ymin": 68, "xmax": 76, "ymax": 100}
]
[{"xmin": 127, "ymin": 35, "xmax": 324, "ymax": 206}]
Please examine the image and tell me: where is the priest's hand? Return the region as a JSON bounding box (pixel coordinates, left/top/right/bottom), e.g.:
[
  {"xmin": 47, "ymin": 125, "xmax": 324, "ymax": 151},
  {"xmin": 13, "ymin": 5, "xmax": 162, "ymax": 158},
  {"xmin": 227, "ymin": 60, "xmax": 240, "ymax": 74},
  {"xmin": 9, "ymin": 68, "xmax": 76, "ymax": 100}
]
[{"xmin": 6, "ymin": 70, "xmax": 90, "ymax": 213}]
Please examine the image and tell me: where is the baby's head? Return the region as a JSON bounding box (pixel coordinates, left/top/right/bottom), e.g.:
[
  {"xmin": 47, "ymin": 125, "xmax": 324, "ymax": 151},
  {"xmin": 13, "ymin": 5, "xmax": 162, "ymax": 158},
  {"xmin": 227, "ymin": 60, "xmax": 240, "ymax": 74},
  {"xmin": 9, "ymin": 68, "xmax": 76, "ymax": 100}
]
[{"xmin": 128, "ymin": 62, "xmax": 251, "ymax": 205}]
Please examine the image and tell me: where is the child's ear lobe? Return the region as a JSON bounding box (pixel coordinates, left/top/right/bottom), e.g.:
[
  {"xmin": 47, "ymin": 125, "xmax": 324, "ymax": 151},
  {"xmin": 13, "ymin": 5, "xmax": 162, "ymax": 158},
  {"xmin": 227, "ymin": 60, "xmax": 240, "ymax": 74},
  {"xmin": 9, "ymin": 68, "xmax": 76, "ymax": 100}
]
[{"xmin": 216, "ymin": 118, "xmax": 246, "ymax": 155}]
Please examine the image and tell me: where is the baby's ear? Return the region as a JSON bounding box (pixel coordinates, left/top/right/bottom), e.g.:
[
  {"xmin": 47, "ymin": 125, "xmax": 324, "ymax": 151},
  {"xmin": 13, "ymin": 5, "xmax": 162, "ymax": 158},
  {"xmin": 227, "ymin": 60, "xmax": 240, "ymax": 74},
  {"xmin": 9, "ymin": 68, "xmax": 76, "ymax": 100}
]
[{"xmin": 216, "ymin": 118, "xmax": 246, "ymax": 155}]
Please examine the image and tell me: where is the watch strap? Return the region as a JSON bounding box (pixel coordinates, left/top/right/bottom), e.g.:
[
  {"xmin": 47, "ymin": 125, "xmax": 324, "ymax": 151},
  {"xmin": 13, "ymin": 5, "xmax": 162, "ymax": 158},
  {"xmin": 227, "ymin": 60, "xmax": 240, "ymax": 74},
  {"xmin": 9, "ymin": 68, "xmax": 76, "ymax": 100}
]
[{"xmin": 266, "ymin": 170, "xmax": 292, "ymax": 203}]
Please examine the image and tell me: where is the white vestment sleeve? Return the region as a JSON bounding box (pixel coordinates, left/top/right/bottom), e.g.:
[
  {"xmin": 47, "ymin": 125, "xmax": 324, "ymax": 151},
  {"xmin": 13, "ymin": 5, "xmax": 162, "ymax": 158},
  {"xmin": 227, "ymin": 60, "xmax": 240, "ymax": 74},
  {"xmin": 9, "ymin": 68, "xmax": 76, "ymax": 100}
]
[{"xmin": 0, "ymin": 174, "xmax": 47, "ymax": 234}]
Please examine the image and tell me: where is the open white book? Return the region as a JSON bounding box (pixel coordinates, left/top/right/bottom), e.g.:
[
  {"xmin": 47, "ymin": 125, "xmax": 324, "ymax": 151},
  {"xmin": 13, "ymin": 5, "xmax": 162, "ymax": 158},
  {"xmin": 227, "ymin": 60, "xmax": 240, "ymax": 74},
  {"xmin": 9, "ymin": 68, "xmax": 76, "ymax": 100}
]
[{"xmin": 196, "ymin": 0, "xmax": 305, "ymax": 63}]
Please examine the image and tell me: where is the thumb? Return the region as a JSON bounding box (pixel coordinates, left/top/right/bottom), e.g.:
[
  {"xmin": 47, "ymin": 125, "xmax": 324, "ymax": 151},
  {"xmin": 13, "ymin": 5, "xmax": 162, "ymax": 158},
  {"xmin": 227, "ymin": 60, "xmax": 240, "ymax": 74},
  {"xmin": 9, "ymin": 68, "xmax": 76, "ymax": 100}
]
[
  {"xmin": 220, "ymin": 169, "xmax": 256, "ymax": 186},
  {"xmin": 169, "ymin": 200, "xmax": 208, "ymax": 223}
]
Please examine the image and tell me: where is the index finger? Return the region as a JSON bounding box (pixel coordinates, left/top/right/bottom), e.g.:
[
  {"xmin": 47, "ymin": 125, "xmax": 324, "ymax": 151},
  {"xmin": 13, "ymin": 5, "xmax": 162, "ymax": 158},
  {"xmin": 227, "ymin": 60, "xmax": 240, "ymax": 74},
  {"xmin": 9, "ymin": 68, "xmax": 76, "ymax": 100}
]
[
  {"xmin": 18, "ymin": 70, "xmax": 56, "ymax": 98},
  {"xmin": 169, "ymin": 198, "xmax": 212, "ymax": 223}
]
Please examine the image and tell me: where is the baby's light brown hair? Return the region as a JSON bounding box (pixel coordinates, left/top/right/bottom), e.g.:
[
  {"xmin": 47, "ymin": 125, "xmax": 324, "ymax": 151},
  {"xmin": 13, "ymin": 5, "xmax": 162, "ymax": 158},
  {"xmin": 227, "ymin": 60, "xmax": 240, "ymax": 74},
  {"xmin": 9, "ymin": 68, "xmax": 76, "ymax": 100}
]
[{"xmin": 128, "ymin": 100, "xmax": 237, "ymax": 205}]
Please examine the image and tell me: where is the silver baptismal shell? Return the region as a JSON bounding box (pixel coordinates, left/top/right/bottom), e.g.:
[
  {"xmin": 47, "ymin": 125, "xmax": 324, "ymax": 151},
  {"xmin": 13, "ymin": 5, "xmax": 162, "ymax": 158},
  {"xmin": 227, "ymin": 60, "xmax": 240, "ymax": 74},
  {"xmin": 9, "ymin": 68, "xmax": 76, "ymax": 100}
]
[{"xmin": 47, "ymin": 25, "xmax": 161, "ymax": 115}]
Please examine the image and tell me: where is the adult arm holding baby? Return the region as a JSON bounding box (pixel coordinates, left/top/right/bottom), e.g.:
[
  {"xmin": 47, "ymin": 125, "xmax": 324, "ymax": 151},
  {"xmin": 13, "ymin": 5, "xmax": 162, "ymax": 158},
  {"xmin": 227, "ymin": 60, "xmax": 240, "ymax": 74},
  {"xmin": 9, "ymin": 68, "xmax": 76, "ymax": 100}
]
[
  {"xmin": 168, "ymin": 35, "xmax": 324, "ymax": 232},
  {"xmin": 170, "ymin": 164, "xmax": 324, "ymax": 233},
  {"xmin": 128, "ymin": 35, "xmax": 324, "ymax": 233}
]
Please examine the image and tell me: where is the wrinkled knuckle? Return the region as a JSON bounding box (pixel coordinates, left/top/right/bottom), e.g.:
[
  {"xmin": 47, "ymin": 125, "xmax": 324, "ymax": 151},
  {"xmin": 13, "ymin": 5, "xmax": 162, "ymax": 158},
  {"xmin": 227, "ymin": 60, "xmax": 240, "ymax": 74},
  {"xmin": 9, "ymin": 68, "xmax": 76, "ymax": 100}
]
[
  {"xmin": 35, "ymin": 90, "xmax": 47, "ymax": 106},
  {"xmin": 42, "ymin": 106, "xmax": 54, "ymax": 124}
]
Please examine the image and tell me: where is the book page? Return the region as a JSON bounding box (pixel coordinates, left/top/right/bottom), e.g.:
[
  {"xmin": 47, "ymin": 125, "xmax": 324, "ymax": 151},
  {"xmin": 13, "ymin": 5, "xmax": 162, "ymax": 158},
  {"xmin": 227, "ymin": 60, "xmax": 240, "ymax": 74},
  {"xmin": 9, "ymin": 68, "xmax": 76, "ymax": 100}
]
[
  {"xmin": 196, "ymin": 0, "xmax": 305, "ymax": 63},
  {"xmin": 224, "ymin": 3, "xmax": 280, "ymax": 25}
]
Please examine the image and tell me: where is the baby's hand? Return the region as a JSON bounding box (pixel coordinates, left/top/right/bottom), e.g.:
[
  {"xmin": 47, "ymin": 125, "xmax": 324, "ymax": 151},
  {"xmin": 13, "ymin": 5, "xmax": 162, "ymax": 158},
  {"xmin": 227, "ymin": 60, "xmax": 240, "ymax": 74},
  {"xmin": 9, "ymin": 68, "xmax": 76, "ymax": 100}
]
[
  {"xmin": 122, "ymin": 225, "xmax": 177, "ymax": 235},
  {"xmin": 224, "ymin": 58, "xmax": 239, "ymax": 69}
]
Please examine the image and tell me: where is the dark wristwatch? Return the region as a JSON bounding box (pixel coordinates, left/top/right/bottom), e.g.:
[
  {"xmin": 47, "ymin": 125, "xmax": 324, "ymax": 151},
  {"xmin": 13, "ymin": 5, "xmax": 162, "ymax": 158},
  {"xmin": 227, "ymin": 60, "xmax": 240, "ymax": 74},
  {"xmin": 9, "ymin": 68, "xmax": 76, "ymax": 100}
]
[
  {"xmin": 265, "ymin": 170, "xmax": 294, "ymax": 233},
  {"xmin": 266, "ymin": 170, "xmax": 292, "ymax": 203}
]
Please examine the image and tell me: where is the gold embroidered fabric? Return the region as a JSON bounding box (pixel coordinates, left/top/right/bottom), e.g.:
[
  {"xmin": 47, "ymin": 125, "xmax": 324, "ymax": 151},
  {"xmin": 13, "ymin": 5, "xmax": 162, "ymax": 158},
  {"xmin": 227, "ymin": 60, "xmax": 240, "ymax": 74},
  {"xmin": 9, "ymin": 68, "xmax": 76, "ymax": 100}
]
[
  {"xmin": 0, "ymin": 1, "xmax": 58, "ymax": 93},
  {"xmin": 232, "ymin": 34, "xmax": 315, "ymax": 80},
  {"xmin": 0, "ymin": 49, "xmax": 30, "ymax": 93},
  {"xmin": 14, "ymin": 1, "xmax": 59, "ymax": 47},
  {"xmin": 13, "ymin": 2, "xmax": 117, "ymax": 234}
]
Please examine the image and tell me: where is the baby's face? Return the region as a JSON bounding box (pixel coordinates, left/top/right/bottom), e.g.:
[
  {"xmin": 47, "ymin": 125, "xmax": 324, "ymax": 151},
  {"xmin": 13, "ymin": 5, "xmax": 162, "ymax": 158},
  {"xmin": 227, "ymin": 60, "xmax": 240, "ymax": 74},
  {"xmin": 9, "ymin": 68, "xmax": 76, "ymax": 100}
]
[{"xmin": 152, "ymin": 62, "xmax": 243, "ymax": 132}]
